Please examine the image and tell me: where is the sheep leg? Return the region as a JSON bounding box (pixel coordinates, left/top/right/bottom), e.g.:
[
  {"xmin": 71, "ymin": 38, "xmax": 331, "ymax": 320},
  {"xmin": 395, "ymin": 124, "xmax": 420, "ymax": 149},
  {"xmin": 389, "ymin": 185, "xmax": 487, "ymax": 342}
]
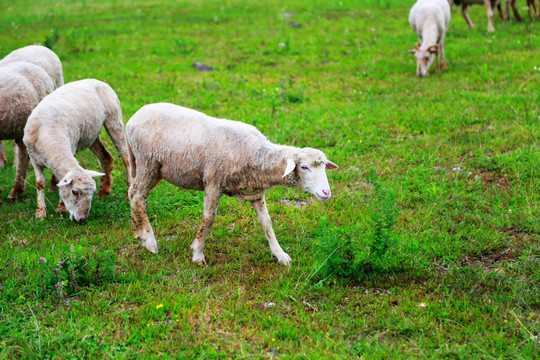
[
  {"xmin": 251, "ymin": 197, "xmax": 292, "ymax": 265},
  {"xmin": 104, "ymin": 116, "xmax": 132, "ymax": 190},
  {"xmin": 0, "ymin": 141, "xmax": 6, "ymax": 167},
  {"xmin": 484, "ymin": 0, "xmax": 495, "ymax": 32},
  {"xmin": 48, "ymin": 174, "xmax": 58, "ymax": 192},
  {"xmin": 441, "ymin": 43, "xmax": 448, "ymax": 70},
  {"xmin": 7, "ymin": 139, "xmax": 29, "ymax": 200},
  {"xmin": 530, "ymin": 0, "xmax": 540, "ymax": 18},
  {"xmin": 191, "ymin": 187, "xmax": 221, "ymax": 264},
  {"xmin": 56, "ymin": 198, "xmax": 67, "ymax": 213},
  {"xmin": 129, "ymin": 161, "xmax": 161, "ymax": 253},
  {"xmin": 462, "ymin": 5, "xmax": 475, "ymax": 29},
  {"xmin": 31, "ymin": 160, "xmax": 47, "ymax": 219},
  {"xmin": 89, "ymin": 137, "xmax": 114, "ymax": 198},
  {"xmin": 47, "ymin": 174, "xmax": 66, "ymax": 212},
  {"xmin": 497, "ymin": 3, "xmax": 504, "ymax": 19},
  {"xmin": 510, "ymin": 0, "xmax": 523, "ymax": 20},
  {"xmin": 434, "ymin": 52, "xmax": 440, "ymax": 73}
]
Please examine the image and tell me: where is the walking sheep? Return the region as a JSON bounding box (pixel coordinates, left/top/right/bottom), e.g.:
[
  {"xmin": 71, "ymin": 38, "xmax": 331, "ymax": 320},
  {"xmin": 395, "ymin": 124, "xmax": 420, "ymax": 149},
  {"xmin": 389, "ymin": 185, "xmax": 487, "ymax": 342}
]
[
  {"xmin": 0, "ymin": 45, "xmax": 63, "ymax": 169},
  {"xmin": 0, "ymin": 62, "xmax": 55, "ymax": 199},
  {"xmin": 126, "ymin": 103, "xmax": 338, "ymax": 265},
  {"xmin": 409, "ymin": 0, "xmax": 451, "ymax": 77},
  {"xmin": 23, "ymin": 79, "xmax": 131, "ymax": 222}
]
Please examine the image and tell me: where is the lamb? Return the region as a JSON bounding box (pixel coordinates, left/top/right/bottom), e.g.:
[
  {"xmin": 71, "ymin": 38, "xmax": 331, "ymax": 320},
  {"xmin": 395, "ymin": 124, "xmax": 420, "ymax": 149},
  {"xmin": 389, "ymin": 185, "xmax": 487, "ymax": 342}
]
[
  {"xmin": 0, "ymin": 61, "xmax": 55, "ymax": 199},
  {"xmin": 448, "ymin": 0, "xmax": 503, "ymax": 32},
  {"xmin": 0, "ymin": 45, "xmax": 63, "ymax": 168},
  {"xmin": 23, "ymin": 79, "xmax": 131, "ymax": 222},
  {"xmin": 126, "ymin": 103, "xmax": 338, "ymax": 265},
  {"xmin": 409, "ymin": 0, "xmax": 451, "ymax": 77}
]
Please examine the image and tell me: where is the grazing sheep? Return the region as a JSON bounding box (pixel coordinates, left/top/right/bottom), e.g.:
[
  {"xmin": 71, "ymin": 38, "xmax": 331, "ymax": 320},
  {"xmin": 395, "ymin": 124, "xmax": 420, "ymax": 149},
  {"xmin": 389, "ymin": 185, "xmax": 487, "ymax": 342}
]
[
  {"xmin": 0, "ymin": 45, "xmax": 63, "ymax": 88},
  {"xmin": 448, "ymin": 0, "xmax": 503, "ymax": 32},
  {"xmin": 23, "ymin": 79, "xmax": 131, "ymax": 222},
  {"xmin": 0, "ymin": 62, "xmax": 55, "ymax": 199},
  {"xmin": 126, "ymin": 103, "xmax": 338, "ymax": 265},
  {"xmin": 409, "ymin": 0, "xmax": 451, "ymax": 77},
  {"xmin": 0, "ymin": 45, "xmax": 64, "ymax": 168}
]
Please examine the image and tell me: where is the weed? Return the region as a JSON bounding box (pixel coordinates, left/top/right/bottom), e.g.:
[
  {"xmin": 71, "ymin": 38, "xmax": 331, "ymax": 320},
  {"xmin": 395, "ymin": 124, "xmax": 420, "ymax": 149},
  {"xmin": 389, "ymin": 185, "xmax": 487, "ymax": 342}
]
[
  {"xmin": 65, "ymin": 27, "xmax": 92, "ymax": 53},
  {"xmin": 43, "ymin": 27, "xmax": 59, "ymax": 50},
  {"xmin": 310, "ymin": 169, "xmax": 399, "ymax": 283},
  {"xmin": 174, "ymin": 37, "xmax": 196, "ymax": 55},
  {"xmin": 38, "ymin": 246, "xmax": 119, "ymax": 300}
]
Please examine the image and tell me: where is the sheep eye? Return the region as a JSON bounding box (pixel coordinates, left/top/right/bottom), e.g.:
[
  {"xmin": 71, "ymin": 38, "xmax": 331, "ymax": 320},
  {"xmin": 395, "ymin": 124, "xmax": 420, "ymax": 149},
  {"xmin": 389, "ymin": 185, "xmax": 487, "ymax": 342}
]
[
  {"xmin": 300, "ymin": 164, "xmax": 309, "ymax": 171},
  {"xmin": 72, "ymin": 189, "xmax": 80, "ymax": 196}
]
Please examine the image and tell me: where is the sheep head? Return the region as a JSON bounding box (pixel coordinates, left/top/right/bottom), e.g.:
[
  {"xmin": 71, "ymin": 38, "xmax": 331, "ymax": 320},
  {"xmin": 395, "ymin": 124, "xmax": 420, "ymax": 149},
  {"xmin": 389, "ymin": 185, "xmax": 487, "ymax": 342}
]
[
  {"xmin": 282, "ymin": 148, "xmax": 338, "ymax": 201},
  {"xmin": 57, "ymin": 169, "xmax": 105, "ymax": 222},
  {"xmin": 410, "ymin": 43, "xmax": 438, "ymax": 78}
]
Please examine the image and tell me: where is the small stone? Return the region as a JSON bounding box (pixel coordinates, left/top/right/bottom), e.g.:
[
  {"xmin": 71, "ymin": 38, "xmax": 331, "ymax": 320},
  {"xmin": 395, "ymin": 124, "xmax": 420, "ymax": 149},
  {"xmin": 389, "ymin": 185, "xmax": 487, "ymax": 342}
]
[
  {"xmin": 192, "ymin": 62, "xmax": 217, "ymax": 72},
  {"xmin": 286, "ymin": 21, "xmax": 302, "ymax": 28}
]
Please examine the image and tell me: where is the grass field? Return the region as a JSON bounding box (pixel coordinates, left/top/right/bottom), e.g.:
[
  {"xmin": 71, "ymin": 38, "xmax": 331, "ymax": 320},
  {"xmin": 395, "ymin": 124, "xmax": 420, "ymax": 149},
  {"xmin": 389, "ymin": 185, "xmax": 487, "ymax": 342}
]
[{"xmin": 0, "ymin": 0, "xmax": 539, "ymax": 358}]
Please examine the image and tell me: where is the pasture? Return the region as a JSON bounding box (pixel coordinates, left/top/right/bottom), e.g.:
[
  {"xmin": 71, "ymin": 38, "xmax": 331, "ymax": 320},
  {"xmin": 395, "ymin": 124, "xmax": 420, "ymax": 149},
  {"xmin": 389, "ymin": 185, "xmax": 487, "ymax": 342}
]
[{"xmin": 0, "ymin": 0, "xmax": 539, "ymax": 358}]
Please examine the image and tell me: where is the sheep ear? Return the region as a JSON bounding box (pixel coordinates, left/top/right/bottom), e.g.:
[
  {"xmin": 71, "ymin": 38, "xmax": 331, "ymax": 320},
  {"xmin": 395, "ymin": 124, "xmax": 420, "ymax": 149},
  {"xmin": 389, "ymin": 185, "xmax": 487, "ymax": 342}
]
[
  {"xmin": 415, "ymin": 42, "xmax": 421, "ymax": 50},
  {"xmin": 409, "ymin": 49, "xmax": 417, "ymax": 54},
  {"xmin": 429, "ymin": 45, "xmax": 439, "ymax": 54},
  {"xmin": 282, "ymin": 158, "xmax": 296, "ymax": 178},
  {"xmin": 57, "ymin": 175, "xmax": 73, "ymax": 187},
  {"xmin": 326, "ymin": 161, "xmax": 338, "ymax": 170},
  {"xmin": 86, "ymin": 170, "xmax": 106, "ymax": 178}
]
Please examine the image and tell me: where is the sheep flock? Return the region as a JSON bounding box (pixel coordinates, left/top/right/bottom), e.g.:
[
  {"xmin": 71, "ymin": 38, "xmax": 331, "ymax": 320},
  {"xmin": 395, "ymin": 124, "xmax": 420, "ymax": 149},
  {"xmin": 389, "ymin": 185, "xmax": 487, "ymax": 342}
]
[{"xmin": 0, "ymin": 0, "xmax": 537, "ymax": 265}]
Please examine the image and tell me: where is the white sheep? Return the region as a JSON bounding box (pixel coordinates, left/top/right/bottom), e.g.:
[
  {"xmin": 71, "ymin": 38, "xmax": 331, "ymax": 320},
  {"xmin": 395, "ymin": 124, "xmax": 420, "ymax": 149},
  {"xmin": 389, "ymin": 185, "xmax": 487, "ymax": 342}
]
[
  {"xmin": 0, "ymin": 45, "xmax": 63, "ymax": 168},
  {"xmin": 23, "ymin": 79, "xmax": 131, "ymax": 222},
  {"xmin": 409, "ymin": 0, "xmax": 451, "ymax": 77},
  {"xmin": 126, "ymin": 103, "xmax": 338, "ymax": 265},
  {"xmin": 0, "ymin": 61, "xmax": 55, "ymax": 199},
  {"xmin": 448, "ymin": 0, "xmax": 502, "ymax": 32}
]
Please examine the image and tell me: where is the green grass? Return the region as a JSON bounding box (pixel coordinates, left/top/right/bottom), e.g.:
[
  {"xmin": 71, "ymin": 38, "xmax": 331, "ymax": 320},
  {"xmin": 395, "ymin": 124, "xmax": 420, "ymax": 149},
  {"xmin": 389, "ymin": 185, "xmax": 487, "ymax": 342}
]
[{"xmin": 0, "ymin": 0, "xmax": 539, "ymax": 358}]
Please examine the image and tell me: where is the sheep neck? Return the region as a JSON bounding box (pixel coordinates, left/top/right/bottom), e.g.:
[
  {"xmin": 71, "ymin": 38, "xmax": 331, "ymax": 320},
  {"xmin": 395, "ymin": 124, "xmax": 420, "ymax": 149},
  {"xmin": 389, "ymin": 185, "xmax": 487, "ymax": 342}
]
[
  {"xmin": 419, "ymin": 21, "xmax": 440, "ymax": 49},
  {"xmin": 41, "ymin": 130, "xmax": 84, "ymax": 179}
]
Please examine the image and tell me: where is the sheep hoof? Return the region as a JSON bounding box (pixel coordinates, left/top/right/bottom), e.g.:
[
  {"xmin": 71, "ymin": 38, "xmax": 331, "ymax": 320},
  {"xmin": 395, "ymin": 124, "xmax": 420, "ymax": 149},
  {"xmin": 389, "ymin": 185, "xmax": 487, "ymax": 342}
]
[
  {"xmin": 276, "ymin": 253, "xmax": 292, "ymax": 266},
  {"xmin": 144, "ymin": 245, "xmax": 158, "ymax": 254},
  {"xmin": 97, "ymin": 189, "xmax": 111, "ymax": 198},
  {"xmin": 35, "ymin": 208, "xmax": 46, "ymax": 219},
  {"xmin": 140, "ymin": 239, "xmax": 158, "ymax": 253},
  {"xmin": 192, "ymin": 254, "xmax": 207, "ymax": 265}
]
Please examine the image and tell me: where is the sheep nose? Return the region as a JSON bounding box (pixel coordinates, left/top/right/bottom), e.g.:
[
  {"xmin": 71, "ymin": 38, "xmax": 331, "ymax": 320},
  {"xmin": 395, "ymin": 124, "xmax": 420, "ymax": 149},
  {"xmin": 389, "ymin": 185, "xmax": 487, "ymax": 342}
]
[{"xmin": 322, "ymin": 189, "xmax": 331, "ymax": 198}]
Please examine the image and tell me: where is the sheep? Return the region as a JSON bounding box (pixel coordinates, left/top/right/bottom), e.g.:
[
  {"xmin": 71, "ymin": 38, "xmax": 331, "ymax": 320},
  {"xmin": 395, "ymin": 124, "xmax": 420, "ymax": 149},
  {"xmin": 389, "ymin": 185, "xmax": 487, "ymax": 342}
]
[
  {"xmin": 0, "ymin": 61, "xmax": 55, "ymax": 199},
  {"xmin": 23, "ymin": 79, "xmax": 131, "ymax": 222},
  {"xmin": 448, "ymin": 0, "xmax": 503, "ymax": 32},
  {"xmin": 126, "ymin": 103, "xmax": 338, "ymax": 265},
  {"xmin": 0, "ymin": 45, "xmax": 64, "ymax": 168},
  {"xmin": 409, "ymin": 0, "xmax": 451, "ymax": 77},
  {"xmin": 0, "ymin": 45, "xmax": 63, "ymax": 88}
]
